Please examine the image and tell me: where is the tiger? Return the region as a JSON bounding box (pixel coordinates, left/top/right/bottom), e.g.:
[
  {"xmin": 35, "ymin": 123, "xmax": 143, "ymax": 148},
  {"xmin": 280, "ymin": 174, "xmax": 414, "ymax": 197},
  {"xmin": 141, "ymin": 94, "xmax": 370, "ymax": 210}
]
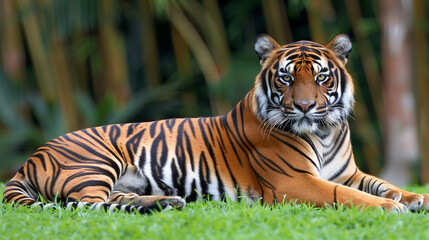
[{"xmin": 3, "ymin": 34, "xmax": 429, "ymax": 214}]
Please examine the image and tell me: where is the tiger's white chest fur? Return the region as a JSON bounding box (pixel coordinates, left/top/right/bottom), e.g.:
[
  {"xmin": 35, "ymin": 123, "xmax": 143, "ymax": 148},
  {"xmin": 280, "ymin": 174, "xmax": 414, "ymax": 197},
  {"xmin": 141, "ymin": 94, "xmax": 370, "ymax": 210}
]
[{"xmin": 304, "ymin": 123, "xmax": 354, "ymax": 182}]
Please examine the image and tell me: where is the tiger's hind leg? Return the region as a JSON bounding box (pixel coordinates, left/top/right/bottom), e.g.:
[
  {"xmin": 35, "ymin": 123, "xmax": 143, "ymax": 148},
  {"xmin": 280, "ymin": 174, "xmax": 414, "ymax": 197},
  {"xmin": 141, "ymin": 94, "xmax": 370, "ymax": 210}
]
[
  {"xmin": 107, "ymin": 191, "xmax": 186, "ymax": 211},
  {"xmin": 3, "ymin": 171, "xmax": 37, "ymax": 205}
]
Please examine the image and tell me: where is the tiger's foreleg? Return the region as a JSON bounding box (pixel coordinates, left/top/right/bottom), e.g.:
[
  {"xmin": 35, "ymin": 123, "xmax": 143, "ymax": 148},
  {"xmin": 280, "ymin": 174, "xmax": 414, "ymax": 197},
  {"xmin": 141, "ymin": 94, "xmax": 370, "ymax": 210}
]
[
  {"xmin": 268, "ymin": 174, "xmax": 409, "ymax": 212},
  {"xmin": 343, "ymin": 170, "xmax": 429, "ymax": 212},
  {"xmin": 106, "ymin": 191, "xmax": 186, "ymax": 210}
]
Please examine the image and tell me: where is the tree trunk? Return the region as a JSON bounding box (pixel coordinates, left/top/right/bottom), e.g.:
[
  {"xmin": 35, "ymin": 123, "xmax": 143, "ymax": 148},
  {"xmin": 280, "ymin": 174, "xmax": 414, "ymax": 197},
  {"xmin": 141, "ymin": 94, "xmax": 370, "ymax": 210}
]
[{"xmin": 379, "ymin": 0, "xmax": 418, "ymax": 186}]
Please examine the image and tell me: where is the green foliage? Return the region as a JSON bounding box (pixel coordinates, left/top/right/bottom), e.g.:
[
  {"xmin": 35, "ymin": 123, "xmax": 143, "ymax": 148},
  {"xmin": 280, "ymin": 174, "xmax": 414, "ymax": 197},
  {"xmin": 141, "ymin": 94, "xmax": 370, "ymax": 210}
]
[
  {"xmin": 0, "ymin": 71, "xmax": 64, "ymax": 169},
  {"xmin": 1, "ymin": 183, "xmax": 429, "ymax": 240}
]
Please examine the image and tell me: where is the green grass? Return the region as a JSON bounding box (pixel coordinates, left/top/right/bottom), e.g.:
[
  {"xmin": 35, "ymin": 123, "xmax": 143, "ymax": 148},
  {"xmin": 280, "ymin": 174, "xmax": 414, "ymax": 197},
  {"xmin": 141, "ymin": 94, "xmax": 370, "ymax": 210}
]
[{"xmin": 1, "ymin": 183, "xmax": 428, "ymax": 240}]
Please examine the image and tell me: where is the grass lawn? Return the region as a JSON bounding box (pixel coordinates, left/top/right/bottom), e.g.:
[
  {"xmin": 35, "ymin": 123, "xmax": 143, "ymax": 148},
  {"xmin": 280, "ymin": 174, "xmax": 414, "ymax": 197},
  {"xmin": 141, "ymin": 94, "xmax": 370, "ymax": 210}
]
[{"xmin": 1, "ymin": 183, "xmax": 428, "ymax": 240}]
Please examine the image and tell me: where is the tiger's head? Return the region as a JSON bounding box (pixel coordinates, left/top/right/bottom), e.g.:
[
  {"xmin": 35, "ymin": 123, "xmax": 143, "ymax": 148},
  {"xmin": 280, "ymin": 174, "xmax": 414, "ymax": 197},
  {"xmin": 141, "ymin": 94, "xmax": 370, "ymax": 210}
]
[{"xmin": 252, "ymin": 34, "xmax": 354, "ymax": 135}]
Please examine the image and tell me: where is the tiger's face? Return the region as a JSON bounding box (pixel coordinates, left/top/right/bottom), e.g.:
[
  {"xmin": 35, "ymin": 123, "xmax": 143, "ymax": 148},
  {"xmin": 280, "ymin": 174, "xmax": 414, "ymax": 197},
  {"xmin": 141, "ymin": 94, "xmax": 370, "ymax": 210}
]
[{"xmin": 253, "ymin": 34, "xmax": 354, "ymax": 135}]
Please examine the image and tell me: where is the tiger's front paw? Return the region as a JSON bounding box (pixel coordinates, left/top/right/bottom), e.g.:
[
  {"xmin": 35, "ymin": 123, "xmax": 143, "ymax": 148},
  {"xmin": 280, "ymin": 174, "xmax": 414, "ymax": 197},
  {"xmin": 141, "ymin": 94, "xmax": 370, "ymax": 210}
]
[
  {"xmin": 385, "ymin": 190, "xmax": 425, "ymax": 212},
  {"xmin": 381, "ymin": 200, "xmax": 408, "ymax": 213},
  {"xmin": 401, "ymin": 193, "xmax": 425, "ymax": 212},
  {"xmin": 157, "ymin": 196, "xmax": 186, "ymax": 211}
]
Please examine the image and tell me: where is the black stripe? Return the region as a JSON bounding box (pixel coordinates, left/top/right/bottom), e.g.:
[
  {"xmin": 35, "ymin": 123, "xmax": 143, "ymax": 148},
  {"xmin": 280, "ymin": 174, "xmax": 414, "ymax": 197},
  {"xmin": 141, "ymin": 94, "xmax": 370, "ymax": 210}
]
[
  {"xmin": 184, "ymin": 129, "xmax": 194, "ymax": 171},
  {"xmin": 166, "ymin": 119, "xmax": 176, "ymax": 131},
  {"xmin": 358, "ymin": 176, "xmax": 366, "ymax": 191},
  {"xmin": 323, "ymin": 129, "xmax": 348, "ymax": 166},
  {"xmin": 366, "ymin": 178, "xmax": 373, "ymax": 194},
  {"xmin": 301, "ymin": 135, "xmax": 323, "ymax": 171},
  {"xmin": 218, "ymin": 139, "xmax": 239, "ymax": 187},
  {"xmin": 126, "ymin": 124, "xmax": 135, "ymax": 137},
  {"xmin": 276, "ymin": 154, "xmax": 313, "ymax": 176},
  {"xmin": 197, "ymin": 118, "xmax": 225, "ymax": 196},
  {"xmin": 339, "ymin": 68, "xmax": 347, "ymax": 97},
  {"xmin": 174, "ymin": 121, "xmax": 187, "ymax": 197},
  {"xmin": 125, "ymin": 128, "xmax": 145, "ymax": 155},
  {"xmin": 198, "ymin": 153, "xmax": 209, "ymax": 195},
  {"xmin": 149, "ymin": 121, "xmax": 158, "ymax": 138},
  {"xmin": 109, "ymin": 125, "xmax": 127, "ymax": 162},
  {"xmin": 271, "ymin": 134, "xmax": 320, "ymax": 172},
  {"xmin": 206, "ymin": 120, "xmax": 216, "ymax": 146},
  {"xmin": 333, "ymin": 185, "xmax": 338, "ymax": 204},
  {"xmin": 151, "ymin": 124, "xmax": 168, "ymax": 167},
  {"xmin": 187, "ymin": 179, "xmax": 198, "ymax": 202},
  {"xmin": 343, "ymin": 167, "xmax": 358, "ymax": 186},
  {"xmin": 66, "ymin": 180, "xmax": 111, "ymax": 196},
  {"xmin": 375, "ymin": 182, "xmax": 384, "ymax": 195},
  {"xmin": 260, "ymin": 69, "xmax": 268, "ymax": 94},
  {"xmin": 328, "ymin": 152, "xmax": 352, "ymax": 181},
  {"xmin": 186, "ymin": 118, "xmax": 196, "ymax": 138}
]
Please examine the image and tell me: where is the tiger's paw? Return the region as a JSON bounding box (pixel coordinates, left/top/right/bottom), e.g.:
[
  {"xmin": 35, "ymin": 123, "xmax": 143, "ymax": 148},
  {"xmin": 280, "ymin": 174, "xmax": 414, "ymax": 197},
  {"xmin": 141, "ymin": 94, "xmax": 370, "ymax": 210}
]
[
  {"xmin": 401, "ymin": 193, "xmax": 425, "ymax": 212},
  {"xmin": 385, "ymin": 190, "xmax": 425, "ymax": 212},
  {"xmin": 380, "ymin": 200, "xmax": 408, "ymax": 213},
  {"xmin": 157, "ymin": 196, "xmax": 186, "ymax": 211}
]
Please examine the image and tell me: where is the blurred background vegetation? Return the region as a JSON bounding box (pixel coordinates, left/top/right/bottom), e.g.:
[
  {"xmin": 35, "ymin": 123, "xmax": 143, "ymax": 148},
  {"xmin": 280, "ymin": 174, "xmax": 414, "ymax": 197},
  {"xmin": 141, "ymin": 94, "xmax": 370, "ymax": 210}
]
[{"xmin": 0, "ymin": 0, "xmax": 428, "ymax": 185}]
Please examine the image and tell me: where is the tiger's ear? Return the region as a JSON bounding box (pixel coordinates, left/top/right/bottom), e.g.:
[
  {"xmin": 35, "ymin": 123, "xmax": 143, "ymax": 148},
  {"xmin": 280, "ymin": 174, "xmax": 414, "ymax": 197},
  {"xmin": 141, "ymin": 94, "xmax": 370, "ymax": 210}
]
[
  {"xmin": 255, "ymin": 34, "xmax": 281, "ymax": 65},
  {"xmin": 326, "ymin": 34, "xmax": 352, "ymax": 64}
]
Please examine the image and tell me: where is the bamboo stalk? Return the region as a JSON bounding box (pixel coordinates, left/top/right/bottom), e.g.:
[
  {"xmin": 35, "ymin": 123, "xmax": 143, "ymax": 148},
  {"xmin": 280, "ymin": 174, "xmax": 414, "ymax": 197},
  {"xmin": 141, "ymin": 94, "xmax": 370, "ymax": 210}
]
[
  {"xmin": 70, "ymin": 33, "xmax": 89, "ymax": 91},
  {"xmin": 171, "ymin": 26, "xmax": 198, "ymax": 116},
  {"xmin": 99, "ymin": 0, "xmax": 130, "ymax": 107},
  {"xmin": 306, "ymin": 0, "xmax": 326, "ymax": 43},
  {"xmin": 261, "ymin": 0, "xmax": 293, "ymax": 43},
  {"xmin": 167, "ymin": 2, "xmax": 229, "ymax": 115},
  {"xmin": 139, "ymin": 0, "xmax": 161, "ymax": 88},
  {"xmin": 50, "ymin": 33, "xmax": 80, "ymax": 131},
  {"xmin": 179, "ymin": 0, "xmax": 230, "ymax": 75},
  {"xmin": 202, "ymin": 0, "xmax": 230, "ymax": 71},
  {"xmin": 344, "ymin": 0, "xmax": 384, "ymax": 135},
  {"xmin": 0, "ymin": 0, "xmax": 26, "ymax": 83},
  {"xmin": 16, "ymin": 0, "xmax": 57, "ymax": 101},
  {"xmin": 34, "ymin": 0, "xmax": 81, "ymax": 131},
  {"xmin": 413, "ymin": 0, "xmax": 429, "ymax": 184},
  {"xmin": 171, "ymin": 27, "xmax": 192, "ymax": 78}
]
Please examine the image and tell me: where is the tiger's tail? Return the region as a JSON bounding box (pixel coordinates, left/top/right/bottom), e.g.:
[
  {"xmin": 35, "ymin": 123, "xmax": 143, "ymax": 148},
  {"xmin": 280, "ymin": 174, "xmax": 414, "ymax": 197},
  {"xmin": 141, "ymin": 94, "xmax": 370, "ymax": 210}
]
[
  {"xmin": 31, "ymin": 201, "xmax": 172, "ymax": 214},
  {"xmin": 4, "ymin": 183, "xmax": 171, "ymax": 214},
  {"xmin": 3, "ymin": 171, "xmax": 169, "ymax": 214}
]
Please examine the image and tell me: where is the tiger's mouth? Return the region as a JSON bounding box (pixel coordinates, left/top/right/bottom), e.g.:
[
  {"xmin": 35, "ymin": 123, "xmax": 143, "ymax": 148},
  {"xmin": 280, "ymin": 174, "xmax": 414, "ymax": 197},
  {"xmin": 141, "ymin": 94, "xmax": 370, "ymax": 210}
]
[
  {"xmin": 258, "ymin": 100, "xmax": 347, "ymax": 135},
  {"xmin": 288, "ymin": 114, "xmax": 322, "ymax": 134},
  {"xmin": 285, "ymin": 105, "xmax": 346, "ymax": 134},
  {"xmin": 273, "ymin": 105, "xmax": 338, "ymax": 135}
]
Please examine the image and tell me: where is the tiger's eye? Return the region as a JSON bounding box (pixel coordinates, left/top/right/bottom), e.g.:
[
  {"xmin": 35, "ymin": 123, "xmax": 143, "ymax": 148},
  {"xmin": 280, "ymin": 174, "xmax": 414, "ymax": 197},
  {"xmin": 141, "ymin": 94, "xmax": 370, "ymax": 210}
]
[
  {"xmin": 283, "ymin": 75, "xmax": 291, "ymax": 82},
  {"xmin": 317, "ymin": 74, "xmax": 326, "ymax": 81}
]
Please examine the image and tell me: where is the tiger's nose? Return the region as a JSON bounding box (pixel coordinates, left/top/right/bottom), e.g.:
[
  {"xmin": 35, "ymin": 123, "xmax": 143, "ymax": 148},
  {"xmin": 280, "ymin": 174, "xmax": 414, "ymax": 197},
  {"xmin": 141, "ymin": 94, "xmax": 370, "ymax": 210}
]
[{"xmin": 294, "ymin": 101, "xmax": 316, "ymax": 113}]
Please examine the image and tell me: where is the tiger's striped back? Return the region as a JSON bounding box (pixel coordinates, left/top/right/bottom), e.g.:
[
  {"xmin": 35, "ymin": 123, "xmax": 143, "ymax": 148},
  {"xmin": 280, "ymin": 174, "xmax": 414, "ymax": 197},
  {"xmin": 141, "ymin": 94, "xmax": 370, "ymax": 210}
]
[{"xmin": 4, "ymin": 96, "xmax": 265, "ymax": 207}]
